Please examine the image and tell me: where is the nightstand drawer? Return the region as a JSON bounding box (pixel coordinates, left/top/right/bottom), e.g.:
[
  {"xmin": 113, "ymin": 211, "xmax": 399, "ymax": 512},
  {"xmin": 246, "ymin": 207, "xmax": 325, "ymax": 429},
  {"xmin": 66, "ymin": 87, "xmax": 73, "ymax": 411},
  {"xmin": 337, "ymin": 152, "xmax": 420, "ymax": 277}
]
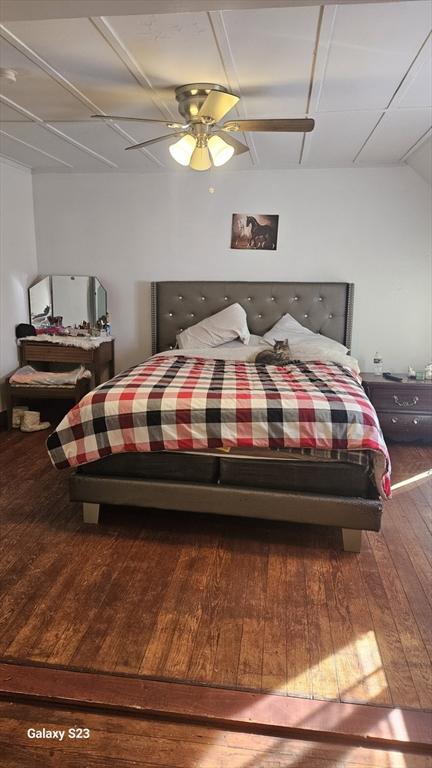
[
  {"xmin": 378, "ymin": 412, "xmax": 432, "ymax": 442},
  {"xmin": 369, "ymin": 386, "xmax": 432, "ymax": 413}
]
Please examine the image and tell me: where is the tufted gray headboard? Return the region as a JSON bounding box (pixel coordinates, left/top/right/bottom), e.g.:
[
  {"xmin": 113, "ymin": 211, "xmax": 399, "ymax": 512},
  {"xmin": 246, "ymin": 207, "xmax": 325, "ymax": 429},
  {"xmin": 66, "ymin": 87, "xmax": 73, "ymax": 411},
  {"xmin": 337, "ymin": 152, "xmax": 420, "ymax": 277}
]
[{"xmin": 151, "ymin": 281, "xmax": 354, "ymax": 354}]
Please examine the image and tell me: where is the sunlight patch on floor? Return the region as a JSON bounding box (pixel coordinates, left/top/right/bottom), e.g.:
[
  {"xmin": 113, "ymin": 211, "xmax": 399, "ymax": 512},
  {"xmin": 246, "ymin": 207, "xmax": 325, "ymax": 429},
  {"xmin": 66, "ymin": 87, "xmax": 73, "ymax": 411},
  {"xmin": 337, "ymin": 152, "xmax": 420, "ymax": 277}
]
[
  {"xmin": 392, "ymin": 469, "xmax": 432, "ymax": 492},
  {"xmin": 206, "ymin": 711, "xmax": 414, "ymax": 768},
  {"xmin": 267, "ymin": 631, "xmax": 388, "ymax": 704},
  {"xmin": 342, "ymin": 630, "xmax": 389, "ymax": 701},
  {"xmin": 339, "ymin": 667, "xmax": 389, "ymax": 702}
]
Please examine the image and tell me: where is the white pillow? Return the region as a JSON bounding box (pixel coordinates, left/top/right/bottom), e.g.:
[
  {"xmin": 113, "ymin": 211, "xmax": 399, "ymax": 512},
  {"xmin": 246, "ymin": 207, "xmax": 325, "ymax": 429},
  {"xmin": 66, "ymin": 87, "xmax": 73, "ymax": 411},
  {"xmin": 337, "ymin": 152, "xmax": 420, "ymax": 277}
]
[
  {"xmin": 263, "ymin": 312, "xmax": 348, "ymax": 353},
  {"xmin": 263, "ymin": 312, "xmax": 314, "ymax": 343},
  {"xmin": 220, "ymin": 334, "xmax": 263, "ymax": 348},
  {"xmin": 177, "ymin": 303, "xmax": 250, "ymax": 349},
  {"xmin": 288, "ymin": 340, "xmax": 360, "ymax": 374},
  {"xmin": 289, "ymin": 337, "xmax": 349, "ymax": 360}
]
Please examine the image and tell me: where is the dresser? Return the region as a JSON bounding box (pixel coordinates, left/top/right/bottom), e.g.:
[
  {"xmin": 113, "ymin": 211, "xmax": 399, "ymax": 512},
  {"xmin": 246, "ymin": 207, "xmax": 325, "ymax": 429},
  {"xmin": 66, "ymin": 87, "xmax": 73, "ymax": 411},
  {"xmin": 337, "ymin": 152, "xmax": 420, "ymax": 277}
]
[
  {"xmin": 19, "ymin": 338, "xmax": 115, "ymax": 387},
  {"xmin": 362, "ymin": 373, "xmax": 432, "ymax": 443}
]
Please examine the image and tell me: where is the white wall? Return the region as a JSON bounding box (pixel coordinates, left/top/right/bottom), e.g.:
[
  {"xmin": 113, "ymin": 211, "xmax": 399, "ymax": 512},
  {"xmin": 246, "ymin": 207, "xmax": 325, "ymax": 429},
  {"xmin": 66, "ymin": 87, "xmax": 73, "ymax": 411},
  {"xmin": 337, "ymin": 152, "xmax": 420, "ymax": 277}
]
[
  {"xmin": 0, "ymin": 158, "xmax": 38, "ymax": 409},
  {"xmin": 33, "ymin": 165, "xmax": 431, "ymax": 374},
  {"xmin": 406, "ymin": 137, "xmax": 432, "ymax": 186}
]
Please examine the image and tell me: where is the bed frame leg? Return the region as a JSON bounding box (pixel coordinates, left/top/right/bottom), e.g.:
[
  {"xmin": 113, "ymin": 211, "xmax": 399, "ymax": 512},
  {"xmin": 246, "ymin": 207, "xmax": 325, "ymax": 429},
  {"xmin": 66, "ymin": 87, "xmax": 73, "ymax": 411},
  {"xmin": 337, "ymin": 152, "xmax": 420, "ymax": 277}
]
[
  {"xmin": 342, "ymin": 528, "xmax": 362, "ymax": 552},
  {"xmin": 83, "ymin": 502, "xmax": 100, "ymax": 524}
]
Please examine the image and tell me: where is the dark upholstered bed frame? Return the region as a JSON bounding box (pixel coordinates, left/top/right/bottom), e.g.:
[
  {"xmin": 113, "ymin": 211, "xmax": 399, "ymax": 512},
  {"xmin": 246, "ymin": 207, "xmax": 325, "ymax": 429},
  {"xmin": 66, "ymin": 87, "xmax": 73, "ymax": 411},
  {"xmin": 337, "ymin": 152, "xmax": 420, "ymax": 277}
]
[{"xmin": 70, "ymin": 281, "xmax": 383, "ymax": 552}]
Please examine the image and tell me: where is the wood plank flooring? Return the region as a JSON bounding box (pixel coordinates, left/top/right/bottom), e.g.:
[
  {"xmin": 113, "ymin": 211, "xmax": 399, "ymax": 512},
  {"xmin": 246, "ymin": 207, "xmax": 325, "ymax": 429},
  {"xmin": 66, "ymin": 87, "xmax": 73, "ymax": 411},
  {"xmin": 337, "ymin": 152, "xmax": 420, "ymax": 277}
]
[
  {"xmin": 1, "ymin": 701, "xmax": 431, "ymax": 768},
  {"xmin": 1, "ymin": 662, "xmax": 431, "ymax": 752},
  {"xmin": 0, "ymin": 430, "xmax": 431, "ymax": 712}
]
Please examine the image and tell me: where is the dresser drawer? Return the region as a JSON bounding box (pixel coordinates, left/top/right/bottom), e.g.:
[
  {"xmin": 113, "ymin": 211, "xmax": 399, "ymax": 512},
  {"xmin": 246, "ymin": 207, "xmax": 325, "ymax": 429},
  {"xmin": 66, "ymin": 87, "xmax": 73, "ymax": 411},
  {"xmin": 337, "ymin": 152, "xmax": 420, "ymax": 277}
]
[
  {"xmin": 22, "ymin": 342, "xmax": 94, "ymax": 363},
  {"xmin": 369, "ymin": 385, "xmax": 432, "ymax": 413},
  {"xmin": 378, "ymin": 412, "xmax": 432, "ymax": 442}
]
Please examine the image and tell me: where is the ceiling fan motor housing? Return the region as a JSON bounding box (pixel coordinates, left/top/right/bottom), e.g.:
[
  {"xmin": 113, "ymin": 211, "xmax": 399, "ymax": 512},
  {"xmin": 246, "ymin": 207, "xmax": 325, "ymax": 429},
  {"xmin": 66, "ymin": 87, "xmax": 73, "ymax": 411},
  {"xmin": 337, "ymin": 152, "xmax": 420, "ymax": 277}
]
[{"xmin": 175, "ymin": 83, "xmax": 229, "ymax": 123}]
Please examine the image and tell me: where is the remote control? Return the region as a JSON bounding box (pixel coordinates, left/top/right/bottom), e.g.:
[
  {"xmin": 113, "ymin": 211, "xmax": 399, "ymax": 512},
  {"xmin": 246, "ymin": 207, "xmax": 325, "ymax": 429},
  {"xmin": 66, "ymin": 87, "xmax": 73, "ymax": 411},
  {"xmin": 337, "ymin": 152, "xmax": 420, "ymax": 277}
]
[{"xmin": 383, "ymin": 372, "xmax": 403, "ymax": 382}]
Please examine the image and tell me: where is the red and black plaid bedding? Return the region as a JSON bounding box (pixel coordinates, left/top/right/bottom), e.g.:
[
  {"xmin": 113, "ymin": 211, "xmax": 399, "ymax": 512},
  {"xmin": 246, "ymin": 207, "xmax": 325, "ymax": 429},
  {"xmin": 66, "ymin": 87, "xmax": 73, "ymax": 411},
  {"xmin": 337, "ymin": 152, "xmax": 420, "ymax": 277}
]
[{"xmin": 47, "ymin": 354, "xmax": 391, "ymax": 498}]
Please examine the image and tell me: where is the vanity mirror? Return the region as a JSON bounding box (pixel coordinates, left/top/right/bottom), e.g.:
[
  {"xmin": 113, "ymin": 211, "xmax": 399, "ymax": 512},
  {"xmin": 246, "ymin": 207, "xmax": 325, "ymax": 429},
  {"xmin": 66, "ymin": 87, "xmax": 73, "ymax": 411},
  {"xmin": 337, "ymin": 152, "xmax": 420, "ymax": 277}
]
[{"xmin": 29, "ymin": 275, "xmax": 107, "ymax": 329}]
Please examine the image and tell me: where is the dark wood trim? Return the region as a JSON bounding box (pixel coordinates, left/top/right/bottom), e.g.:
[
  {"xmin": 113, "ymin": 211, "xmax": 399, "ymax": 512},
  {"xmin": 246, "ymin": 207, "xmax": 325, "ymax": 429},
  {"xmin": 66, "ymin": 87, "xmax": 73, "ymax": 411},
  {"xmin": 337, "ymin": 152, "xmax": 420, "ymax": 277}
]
[
  {"xmin": 0, "ymin": 409, "xmax": 7, "ymax": 430},
  {"xmin": 0, "ymin": 662, "xmax": 430, "ymax": 754}
]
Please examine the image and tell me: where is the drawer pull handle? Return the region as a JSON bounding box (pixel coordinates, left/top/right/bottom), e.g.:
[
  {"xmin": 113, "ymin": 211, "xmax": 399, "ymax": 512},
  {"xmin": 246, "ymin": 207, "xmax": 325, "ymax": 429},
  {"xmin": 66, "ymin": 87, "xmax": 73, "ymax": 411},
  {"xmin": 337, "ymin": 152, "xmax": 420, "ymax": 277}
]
[
  {"xmin": 391, "ymin": 417, "xmax": 398, "ymax": 424},
  {"xmin": 393, "ymin": 395, "xmax": 419, "ymax": 408},
  {"xmin": 413, "ymin": 418, "xmax": 419, "ymax": 425}
]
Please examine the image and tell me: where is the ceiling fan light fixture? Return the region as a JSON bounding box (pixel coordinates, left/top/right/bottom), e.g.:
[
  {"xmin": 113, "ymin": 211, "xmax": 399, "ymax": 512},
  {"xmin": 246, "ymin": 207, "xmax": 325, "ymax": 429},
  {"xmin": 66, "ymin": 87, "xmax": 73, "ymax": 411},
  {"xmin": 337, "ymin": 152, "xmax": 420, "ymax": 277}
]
[
  {"xmin": 94, "ymin": 84, "xmax": 313, "ymax": 166},
  {"xmin": 189, "ymin": 144, "xmax": 212, "ymax": 171},
  {"xmin": 208, "ymin": 135, "xmax": 235, "ymax": 167},
  {"xmin": 169, "ymin": 134, "xmax": 196, "ymax": 166}
]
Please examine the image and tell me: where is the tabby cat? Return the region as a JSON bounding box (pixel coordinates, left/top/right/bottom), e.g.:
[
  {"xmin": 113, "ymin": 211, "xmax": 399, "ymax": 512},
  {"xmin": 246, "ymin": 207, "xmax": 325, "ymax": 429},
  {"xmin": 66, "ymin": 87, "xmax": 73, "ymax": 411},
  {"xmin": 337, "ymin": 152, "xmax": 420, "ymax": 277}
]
[{"xmin": 254, "ymin": 339, "xmax": 292, "ymax": 366}]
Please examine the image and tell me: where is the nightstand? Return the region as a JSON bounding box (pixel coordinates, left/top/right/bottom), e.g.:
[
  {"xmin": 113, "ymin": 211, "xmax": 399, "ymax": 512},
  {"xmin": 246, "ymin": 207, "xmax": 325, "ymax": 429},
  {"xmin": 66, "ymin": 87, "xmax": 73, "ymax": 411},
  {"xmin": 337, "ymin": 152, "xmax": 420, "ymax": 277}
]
[{"xmin": 361, "ymin": 373, "xmax": 432, "ymax": 443}]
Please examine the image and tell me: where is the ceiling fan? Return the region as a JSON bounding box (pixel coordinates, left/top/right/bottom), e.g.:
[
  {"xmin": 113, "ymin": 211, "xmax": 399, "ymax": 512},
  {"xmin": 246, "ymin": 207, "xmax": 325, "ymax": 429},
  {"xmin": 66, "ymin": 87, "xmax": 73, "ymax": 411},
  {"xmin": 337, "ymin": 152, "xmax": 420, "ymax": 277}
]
[{"xmin": 91, "ymin": 83, "xmax": 314, "ymax": 171}]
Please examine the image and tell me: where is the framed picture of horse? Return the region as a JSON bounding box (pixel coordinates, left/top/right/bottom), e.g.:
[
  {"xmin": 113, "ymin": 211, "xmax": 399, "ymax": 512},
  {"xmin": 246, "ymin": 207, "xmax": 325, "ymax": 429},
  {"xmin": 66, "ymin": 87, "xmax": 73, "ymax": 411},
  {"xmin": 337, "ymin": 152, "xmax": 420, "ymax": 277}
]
[{"xmin": 231, "ymin": 213, "xmax": 279, "ymax": 250}]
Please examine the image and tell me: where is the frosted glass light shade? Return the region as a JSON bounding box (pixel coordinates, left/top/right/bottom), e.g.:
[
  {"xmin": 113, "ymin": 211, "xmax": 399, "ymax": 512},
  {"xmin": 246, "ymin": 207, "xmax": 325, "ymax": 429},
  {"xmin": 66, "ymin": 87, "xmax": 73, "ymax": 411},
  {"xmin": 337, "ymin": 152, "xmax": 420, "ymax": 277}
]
[
  {"xmin": 208, "ymin": 135, "xmax": 235, "ymax": 166},
  {"xmin": 189, "ymin": 145, "xmax": 212, "ymax": 171},
  {"xmin": 169, "ymin": 134, "xmax": 196, "ymax": 166}
]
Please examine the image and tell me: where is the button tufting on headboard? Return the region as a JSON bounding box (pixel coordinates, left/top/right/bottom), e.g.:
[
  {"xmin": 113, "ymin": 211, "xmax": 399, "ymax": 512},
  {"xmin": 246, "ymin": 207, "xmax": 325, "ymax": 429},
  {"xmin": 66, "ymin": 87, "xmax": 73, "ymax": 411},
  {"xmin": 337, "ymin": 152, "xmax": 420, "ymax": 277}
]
[{"xmin": 152, "ymin": 282, "xmax": 354, "ymax": 354}]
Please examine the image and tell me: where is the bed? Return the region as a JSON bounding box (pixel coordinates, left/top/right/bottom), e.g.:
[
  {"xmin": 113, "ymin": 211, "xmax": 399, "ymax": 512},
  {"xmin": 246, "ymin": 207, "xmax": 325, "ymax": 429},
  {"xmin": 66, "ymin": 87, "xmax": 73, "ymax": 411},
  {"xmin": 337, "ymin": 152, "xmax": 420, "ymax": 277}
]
[{"xmin": 48, "ymin": 281, "xmax": 389, "ymax": 552}]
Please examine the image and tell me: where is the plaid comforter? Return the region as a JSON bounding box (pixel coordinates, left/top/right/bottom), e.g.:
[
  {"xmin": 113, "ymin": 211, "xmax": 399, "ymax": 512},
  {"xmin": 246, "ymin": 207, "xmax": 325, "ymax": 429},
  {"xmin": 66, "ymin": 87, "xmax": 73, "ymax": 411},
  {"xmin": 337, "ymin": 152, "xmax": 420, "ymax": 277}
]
[{"xmin": 47, "ymin": 354, "xmax": 391, "ymax": 498}]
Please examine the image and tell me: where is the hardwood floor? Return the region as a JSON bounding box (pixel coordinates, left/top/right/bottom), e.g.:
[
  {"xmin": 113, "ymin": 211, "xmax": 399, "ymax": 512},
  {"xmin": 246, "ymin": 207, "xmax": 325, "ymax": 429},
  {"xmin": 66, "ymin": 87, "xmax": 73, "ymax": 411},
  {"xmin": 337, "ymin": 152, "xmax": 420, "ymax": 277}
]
[
  {"xmin": 0, "ymin": 430, "xmax": 431, "ymax": 714},
  {"xmin": 1, "ymin": 700, "xmax": 431, "ymax": 768}
]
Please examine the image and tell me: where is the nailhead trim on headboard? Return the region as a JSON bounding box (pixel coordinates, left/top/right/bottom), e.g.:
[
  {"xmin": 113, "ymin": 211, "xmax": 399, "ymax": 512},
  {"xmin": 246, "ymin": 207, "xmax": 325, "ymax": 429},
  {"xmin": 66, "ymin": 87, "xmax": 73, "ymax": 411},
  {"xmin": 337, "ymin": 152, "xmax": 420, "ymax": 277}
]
[{"xmin": 151, "ymin": 282, "xmax": 158, "ymax": 356}]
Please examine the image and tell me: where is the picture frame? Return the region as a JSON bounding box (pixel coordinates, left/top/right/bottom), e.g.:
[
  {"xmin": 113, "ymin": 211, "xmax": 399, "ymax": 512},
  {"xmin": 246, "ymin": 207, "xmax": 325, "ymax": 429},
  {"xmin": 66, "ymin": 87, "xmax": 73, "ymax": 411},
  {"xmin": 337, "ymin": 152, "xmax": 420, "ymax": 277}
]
[{"xmin": 231, "ymin": 214, "xmax": 279, "ymax": 250}]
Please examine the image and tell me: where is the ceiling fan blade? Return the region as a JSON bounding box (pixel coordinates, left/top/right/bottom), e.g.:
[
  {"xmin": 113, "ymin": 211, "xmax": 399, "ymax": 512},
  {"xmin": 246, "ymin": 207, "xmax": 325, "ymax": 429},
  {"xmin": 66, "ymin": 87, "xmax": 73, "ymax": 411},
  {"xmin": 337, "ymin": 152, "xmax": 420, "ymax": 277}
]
[
  {"xmin": 125, "ymin": 132, "xmax": 185, "ymax": 151},
  {"xmin": 198, "ymin": 90, "xmax": 239, "ymax": 123},
  {"xmin": 214, "ymin": 131, "xmax": 249, "ymax": 155},
  {"xmin": 91, "ymin": 114, "xmax": 186, "ymax": 128},
  {"xmin": 222, "ymin": 118, "xmax": 315, "ymax": 133}
]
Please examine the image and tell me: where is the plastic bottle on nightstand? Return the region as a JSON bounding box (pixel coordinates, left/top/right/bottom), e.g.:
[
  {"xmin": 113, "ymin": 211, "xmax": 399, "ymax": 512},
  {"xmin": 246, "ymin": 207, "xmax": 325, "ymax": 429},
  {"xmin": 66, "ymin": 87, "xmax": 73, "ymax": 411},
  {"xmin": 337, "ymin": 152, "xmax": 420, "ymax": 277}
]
[{"xmin": 373, "ymin": 352, "xmax": 383, "ymax": 375}]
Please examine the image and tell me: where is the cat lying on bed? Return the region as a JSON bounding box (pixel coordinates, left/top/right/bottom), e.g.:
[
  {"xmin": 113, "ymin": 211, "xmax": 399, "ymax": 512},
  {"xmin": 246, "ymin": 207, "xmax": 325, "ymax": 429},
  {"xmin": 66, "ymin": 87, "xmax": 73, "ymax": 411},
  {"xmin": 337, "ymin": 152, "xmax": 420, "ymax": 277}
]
[{"xmin": 254, "ymin": 339, "xmax": 292, "ymax": 366}]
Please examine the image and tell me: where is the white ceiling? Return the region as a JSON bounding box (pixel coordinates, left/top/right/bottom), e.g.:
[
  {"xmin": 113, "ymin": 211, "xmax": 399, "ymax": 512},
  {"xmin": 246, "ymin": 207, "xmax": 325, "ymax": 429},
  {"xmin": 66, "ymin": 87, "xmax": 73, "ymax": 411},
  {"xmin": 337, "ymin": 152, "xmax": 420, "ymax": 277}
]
[{"xmin": 0, "ymin": 0, "xmax": 430, "ymax": 173}]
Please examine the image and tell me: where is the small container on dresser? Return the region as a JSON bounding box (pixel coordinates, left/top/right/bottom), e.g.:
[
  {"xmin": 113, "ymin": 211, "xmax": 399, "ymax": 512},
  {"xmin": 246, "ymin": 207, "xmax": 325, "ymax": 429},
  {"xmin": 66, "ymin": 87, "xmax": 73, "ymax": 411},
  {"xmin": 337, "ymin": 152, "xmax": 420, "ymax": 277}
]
[{"xmin": 362, "ymin": 373, "xmax": 432, "ymax": 443}]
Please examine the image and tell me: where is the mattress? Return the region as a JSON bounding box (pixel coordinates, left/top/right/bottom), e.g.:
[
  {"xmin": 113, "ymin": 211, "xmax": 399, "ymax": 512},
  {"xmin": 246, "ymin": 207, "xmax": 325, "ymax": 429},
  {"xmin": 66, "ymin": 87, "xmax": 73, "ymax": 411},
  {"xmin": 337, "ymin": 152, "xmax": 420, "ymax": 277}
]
[
  {"xmin": 77, "ymin": 450, "xmax": 218, "ymax": 484},
  {"xmin": 77, "ymin": 447, "xmax": 375, "ymax": 498}
]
